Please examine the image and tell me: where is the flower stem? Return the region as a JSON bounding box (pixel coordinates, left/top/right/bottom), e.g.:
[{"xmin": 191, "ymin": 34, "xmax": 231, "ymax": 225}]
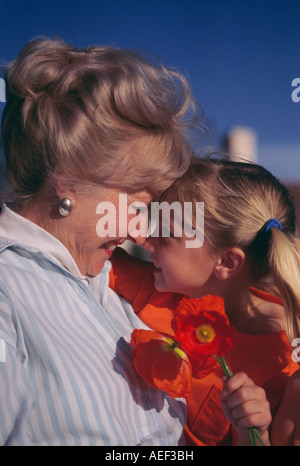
[
  {"xmin": 213, "ymin": 355, "xmax": 233, "ymax": 379},
  {"xmin": 213, "ymin": 355, "xmax": 265, "ymax": 446}
]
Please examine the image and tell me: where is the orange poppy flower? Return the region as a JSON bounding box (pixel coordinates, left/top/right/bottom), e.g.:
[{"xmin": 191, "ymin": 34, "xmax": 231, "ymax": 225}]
[{"xmin": 131, "ymin": 329, "xmax": 192, "ymax": 398}]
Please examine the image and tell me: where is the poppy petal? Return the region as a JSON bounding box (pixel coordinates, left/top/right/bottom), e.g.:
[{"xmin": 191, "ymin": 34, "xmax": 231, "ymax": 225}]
[{"xmin": 132, "ymin": 337, "xmax": 192, "ymax": 398}]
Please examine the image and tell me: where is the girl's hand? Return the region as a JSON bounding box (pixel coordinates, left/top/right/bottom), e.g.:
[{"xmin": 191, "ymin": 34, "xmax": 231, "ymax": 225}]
[{"xmin": 221, "ymin": 372, "xmax": 271, "ymax": 446}]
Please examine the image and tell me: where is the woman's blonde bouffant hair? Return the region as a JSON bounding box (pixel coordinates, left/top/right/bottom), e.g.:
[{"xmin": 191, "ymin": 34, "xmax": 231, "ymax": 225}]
[
  {"xmin": 1, "ymin": 37, "xmax": 200, "ymax": 205},
  {"xmin": 174, "ymin": 156, "xmax": 300, "ymax": 344}
]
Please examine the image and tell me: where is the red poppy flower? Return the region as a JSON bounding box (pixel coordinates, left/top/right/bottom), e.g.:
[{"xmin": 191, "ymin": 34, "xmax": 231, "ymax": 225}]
[
  {"xmin": 172, "ymin": 296, "xmax": 236, "ymax": 378},
  {"xmin": 174, "ymin": 295, "xmax": 225, "ymax": 318},
  {"xmin": 131, "ymin": 329, "xmax": 192, "ymax": 398},
  {"xmin": 173, "ymin": 296, "xmax": 236, "ymax": 358}
]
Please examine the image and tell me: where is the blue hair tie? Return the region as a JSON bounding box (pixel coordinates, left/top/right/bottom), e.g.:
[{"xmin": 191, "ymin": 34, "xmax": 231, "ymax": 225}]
[{"xmin": 264, "ymin": 218, "xmax": 282, "ymax": 233}]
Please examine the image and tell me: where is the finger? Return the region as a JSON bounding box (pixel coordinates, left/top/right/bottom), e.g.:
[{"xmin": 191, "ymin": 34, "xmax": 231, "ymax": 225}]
[
  {"xmin": 231, "ymin": 400, "xmax": 269, "ymax": 420},
  {"xmin": 225, "ymin": 386, "xmax": 267, "ymax": 409},
  {"xmin": 237, "ymin": 411, "xmax": 272, "ymax": 430},
  {"xmin": 222, "ymin": 372, "xmax": 254, "ymax": 400}
]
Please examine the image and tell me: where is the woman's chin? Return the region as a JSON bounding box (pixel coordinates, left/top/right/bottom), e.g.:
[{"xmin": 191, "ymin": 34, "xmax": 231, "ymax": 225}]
[{"xmin": 86, "ymin": 249, "xmax": 110, "ymax": 276}]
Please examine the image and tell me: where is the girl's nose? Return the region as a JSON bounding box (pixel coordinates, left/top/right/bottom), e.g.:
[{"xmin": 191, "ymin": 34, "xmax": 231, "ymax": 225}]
[
  {"xmin": 131, "ymin": 234, "xmax": 147, "ymax": 246},
  {"xmin": 143, "ymin": 236, "xmax": 156, "ymax": 253}
]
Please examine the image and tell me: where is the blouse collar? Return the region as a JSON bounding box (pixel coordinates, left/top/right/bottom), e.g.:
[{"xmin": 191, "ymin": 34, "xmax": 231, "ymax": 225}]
[{"xmin": 0, "ymin": 204, "xmax": 91, "ymax": 283}]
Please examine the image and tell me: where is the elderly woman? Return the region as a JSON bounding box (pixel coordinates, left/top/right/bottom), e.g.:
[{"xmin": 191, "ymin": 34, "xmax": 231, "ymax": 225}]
[{"xmin": 0, "ymin": 38, "xmax": 197, "ymax": 445}]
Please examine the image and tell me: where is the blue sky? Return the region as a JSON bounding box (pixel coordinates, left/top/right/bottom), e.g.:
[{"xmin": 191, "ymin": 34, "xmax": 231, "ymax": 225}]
[{"xmin": 1, "ymin": 0, "xmax": 300, "ymax": 182}]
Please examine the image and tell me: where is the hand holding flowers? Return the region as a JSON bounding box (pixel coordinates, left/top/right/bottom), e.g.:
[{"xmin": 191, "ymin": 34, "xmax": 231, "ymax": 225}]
[{"xmin": 221, "ymin": 372, "xmax": 271, "ymax": 446}]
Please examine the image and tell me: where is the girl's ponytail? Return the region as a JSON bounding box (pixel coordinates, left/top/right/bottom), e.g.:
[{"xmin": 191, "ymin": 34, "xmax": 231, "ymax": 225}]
[{"xmin": 268, "ymin": 228, "xmax": 300, "ymax": 343}]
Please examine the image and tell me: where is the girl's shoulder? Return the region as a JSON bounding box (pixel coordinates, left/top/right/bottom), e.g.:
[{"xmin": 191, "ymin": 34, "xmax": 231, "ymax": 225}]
[{"xmin": 247, "ymin": 286, "xmax": 285, "ymax": 334}]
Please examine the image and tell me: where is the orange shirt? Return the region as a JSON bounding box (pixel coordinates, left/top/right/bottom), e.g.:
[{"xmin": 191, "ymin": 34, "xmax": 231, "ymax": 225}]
[{"xmin": 110, "ymin": 248, "xmax": 299, "ymax": 446}]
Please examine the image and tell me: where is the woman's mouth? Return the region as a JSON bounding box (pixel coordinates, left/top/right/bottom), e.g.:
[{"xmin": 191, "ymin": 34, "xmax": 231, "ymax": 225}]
[{"xmin": 101, "ymin": 240, "xmax": 124, "ymax": 256}]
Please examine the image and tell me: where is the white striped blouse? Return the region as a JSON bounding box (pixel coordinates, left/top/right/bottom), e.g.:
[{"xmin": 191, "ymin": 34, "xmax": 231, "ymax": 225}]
[{"xmin": 0, "ymin": 206, "xmax": 186, "ymax": 446}]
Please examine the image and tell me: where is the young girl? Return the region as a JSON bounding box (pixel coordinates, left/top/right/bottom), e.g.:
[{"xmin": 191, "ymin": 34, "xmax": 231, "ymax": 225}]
[{"xmin": 110, "ymin": 157, "xmax": 300, "ymax": 446}]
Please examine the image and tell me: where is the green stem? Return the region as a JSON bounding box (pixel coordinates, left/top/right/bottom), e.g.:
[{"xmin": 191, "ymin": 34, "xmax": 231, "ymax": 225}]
[
  {"xmin": 248, "ymin": 427, "xmax": 256, "ymax": 446},
  {"xmin": 213, "ymin": 354, "xmax": 265, "ymax": 446},
  {"xmin": 251, "ymin": 428, "xmax": 266, "ymax": 447},
  {"xmin": 213, "ymin": 355, "xmax": 233, "ymax": 379}
]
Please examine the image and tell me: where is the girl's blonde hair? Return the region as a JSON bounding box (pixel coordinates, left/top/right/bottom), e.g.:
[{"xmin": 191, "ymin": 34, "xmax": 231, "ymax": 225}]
[
  {"xmin": 174, "ymin": 156, "xmax": 300, "ymax": 343},
  {"xmin": 1, "ymin": 38, "xmax": 200, "ymax": 205}
]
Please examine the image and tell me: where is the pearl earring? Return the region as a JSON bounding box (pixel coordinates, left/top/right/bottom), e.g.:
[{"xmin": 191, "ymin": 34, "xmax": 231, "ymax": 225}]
[{"xmin": 59, "ymin": 198, "xmax": 72, "ymax": 217}]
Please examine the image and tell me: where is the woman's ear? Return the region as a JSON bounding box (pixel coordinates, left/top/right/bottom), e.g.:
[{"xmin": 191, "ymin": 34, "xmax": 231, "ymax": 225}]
[
  {"xmin": 53, "ymin": 173, "xmax": 77, "ymax": 207},
  {"xmin": 213, "ymin": 247, "xmax": 245, "ymax": 280},
  {"xmin": 49, "ymin": 172, "xmax": 77, "ymax": 218}
]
